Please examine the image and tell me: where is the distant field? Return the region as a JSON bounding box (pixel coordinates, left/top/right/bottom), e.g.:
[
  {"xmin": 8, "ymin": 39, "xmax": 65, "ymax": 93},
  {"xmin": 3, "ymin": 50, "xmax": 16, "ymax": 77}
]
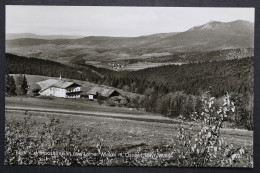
[
  {"xmin": 84, "ymin": 60, "xmax": 186, "ymax": 71},
  {"xmin": 122, "ymin": 62, "xmax": 186, "ymax": 71}
]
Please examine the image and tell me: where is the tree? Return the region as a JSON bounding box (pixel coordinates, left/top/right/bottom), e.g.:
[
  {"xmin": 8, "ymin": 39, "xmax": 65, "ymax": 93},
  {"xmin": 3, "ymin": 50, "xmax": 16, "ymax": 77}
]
[
  {"xmin": 22, "ymin": 75, "xmax": 28, "ymax": 94},
  {"xmin": 122, "ymin": 85, "xmax": 130, "ymax": 92},
  {"xmin": 170, "ymin": 91, "xmax": 186, "ymax": 117},
  {"xmin": 230, "ymin": 93, "xmax": 254, "ymax": 130},
  {"xmin": 138, "ymin": 95, "xmax": 145, "ymax": 107},
  {"xmin": 28, "ymin": 84, "xmax": 41, "ymax": 96},
  {"xmin": 5, "ymin": 74, "xmax": 16, "ymax": 95},
  {"xmin": 16, "ymin": 74, "xmax": 28, "ymax": 95},
  {"xmin": 130, "ymin": 95, "xmax": 139, "ymax": 109}
]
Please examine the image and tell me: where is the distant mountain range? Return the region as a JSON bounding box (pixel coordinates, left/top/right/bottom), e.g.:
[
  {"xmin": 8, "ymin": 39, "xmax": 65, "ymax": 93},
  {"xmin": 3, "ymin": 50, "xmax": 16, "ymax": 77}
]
[
  {"xmin": 6, "ymin": 20, "xmax": 254, "ymax": 64},
  {"xmin": 6, "ymin": 33, "xmax": 82, "ymax": 40}
]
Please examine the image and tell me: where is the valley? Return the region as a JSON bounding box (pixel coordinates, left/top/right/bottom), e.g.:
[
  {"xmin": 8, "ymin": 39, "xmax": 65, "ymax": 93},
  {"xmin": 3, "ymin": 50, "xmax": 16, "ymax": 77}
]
[
  {"xmin": 6, "ymin": 20, "xmax": 254, "ymax": 70},
  {"xmin": 4, "ymin": 19, "xmax": 255, "ymax": 167}
]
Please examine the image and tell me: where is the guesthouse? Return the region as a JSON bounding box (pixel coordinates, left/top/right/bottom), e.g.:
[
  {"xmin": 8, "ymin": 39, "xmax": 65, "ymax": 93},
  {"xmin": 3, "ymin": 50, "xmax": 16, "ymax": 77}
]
[{"xmin": 36, "ymin": 78, "xmax": 81, "ymax": 98}]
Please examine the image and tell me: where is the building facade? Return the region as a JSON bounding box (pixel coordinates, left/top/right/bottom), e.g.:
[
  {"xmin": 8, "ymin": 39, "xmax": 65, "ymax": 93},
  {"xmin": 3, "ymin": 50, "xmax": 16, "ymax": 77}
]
[{"xmin": 37, "ymin": 79, "xmax": 81, "ymax": 98}]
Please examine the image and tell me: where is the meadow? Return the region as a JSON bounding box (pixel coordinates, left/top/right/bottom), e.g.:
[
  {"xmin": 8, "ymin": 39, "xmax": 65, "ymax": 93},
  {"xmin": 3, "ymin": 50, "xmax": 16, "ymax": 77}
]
[
  {"xmin": 5, "ymin": 96, "xmax": 253, "ymax": 167},
  {"xmin": 121, "ymin": 62, "xmax": 186, "ymax": 71}
]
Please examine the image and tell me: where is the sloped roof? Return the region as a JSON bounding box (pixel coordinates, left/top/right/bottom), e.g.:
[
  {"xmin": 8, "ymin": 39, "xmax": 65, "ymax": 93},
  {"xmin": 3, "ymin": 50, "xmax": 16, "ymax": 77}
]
[
  {"xmin": 86, "ymin": 87, "xmax": 119, "ymax": 97},
  {"xmin": 29, "ymin": 83, "xmax": 41, "ymax": 91},
  {"xmin": 36, "ymin": 79, "xmax": 80, "ymax": 92}
]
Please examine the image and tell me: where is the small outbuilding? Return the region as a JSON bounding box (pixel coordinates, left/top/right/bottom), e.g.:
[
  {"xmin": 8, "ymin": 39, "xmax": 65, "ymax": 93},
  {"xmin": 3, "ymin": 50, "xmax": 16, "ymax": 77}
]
[{"xmin": 82, "ymin": 87, "xmax": 121, "ymax": 100}]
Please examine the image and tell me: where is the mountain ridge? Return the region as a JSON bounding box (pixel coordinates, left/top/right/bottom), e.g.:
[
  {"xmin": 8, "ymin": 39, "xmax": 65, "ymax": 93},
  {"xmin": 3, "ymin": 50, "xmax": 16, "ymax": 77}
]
[
  {"xmin": 6, "ymin": 33, "xmax": 83, "ymax": 40},
  {"xmin": 6, "ymin": 20, "xmax": 253, "ymax": 40},
  {"xmin": 6, "ymin": 20, "xmax": 254, "ymax": 64}
]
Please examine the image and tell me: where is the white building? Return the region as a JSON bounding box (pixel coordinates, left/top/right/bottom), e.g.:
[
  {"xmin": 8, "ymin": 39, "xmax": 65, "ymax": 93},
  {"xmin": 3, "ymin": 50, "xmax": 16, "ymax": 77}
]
[{"xmin": 36, "ymin": 79, "xmax": 81, "ymax": 98}]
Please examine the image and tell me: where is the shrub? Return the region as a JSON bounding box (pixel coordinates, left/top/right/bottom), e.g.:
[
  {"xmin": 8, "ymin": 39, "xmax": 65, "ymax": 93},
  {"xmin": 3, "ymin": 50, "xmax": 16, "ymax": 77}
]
[
  {"xmin": 106, "ymin": 99, "xmax": 115, "ymax": 107},
  {"xmin": 176, "ymin": 92, "xmax": 253, "ymax": 167}
]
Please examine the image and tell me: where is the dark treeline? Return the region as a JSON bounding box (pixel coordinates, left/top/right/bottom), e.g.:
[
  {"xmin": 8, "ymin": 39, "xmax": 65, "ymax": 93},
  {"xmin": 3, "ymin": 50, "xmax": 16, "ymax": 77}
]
[
  {"xmin": 95, "ymin": 57, "xmax": 254, "ymax": 130},
  {"xmin": 101, "ymin": 57, "xmax": 254, "ymax": 98},
  {"xmin": 6, "ymin": 53, "xmax": 101, "ymax": 82},
  {"xmin": 5, "ymin": 73, "xmax": 28, "ymax": 96},
  {"xmin": 147, "ymin": 48, "xmax": 254, "ymax": 63},
  {"xmin": 9, "ymin": 53, "xmax": 253, "ymax": 99}
]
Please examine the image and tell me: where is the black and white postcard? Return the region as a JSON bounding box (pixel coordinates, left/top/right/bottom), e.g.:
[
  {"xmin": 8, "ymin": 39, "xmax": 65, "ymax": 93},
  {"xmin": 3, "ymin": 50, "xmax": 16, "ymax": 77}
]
[{"xmin": 4, "ymin": 6, "xmax": 254, "ymax": 167}]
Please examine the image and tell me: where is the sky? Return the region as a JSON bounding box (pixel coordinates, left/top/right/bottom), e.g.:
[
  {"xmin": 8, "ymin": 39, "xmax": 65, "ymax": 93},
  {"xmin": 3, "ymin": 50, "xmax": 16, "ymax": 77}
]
[{"xmin": 6, "ymin": 6, "xmax": 255, "ymax": 37}]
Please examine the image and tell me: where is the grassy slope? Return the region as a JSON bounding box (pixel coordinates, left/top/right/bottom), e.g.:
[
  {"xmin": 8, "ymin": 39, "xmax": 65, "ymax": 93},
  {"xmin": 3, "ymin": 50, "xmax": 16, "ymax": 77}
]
[
  {"xmin": 5, "ymin": 107, "xmax": 253, "ymax": 154},
  {"xmin": 5, "ymin": 97, "xmax": 253, "ymax": 147},
  {"xmin": 5, "ymin": 97, "xmax": 146, "ymax": 115},
  {"xmin": 5, "ymin": 96, "xmax": 253, "ymax": 167}
]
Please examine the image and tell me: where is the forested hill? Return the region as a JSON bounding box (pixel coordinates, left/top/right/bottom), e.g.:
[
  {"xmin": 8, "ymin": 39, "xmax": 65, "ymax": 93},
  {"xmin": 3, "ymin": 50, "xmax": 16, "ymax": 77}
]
[
  {"xmin": 146, "ymin": 48, "xmax": 254, "ymax": 63},
  {"xmin": 5, "ymin": 53, "xmax": 101, "ymax": 82},
  {"xmin": 106, "ymin": 57, "xmax": 254, "ymax": 98},
  {"xmin": 6, "ymin": 53, "xmax": 254, "ymax": 98}
]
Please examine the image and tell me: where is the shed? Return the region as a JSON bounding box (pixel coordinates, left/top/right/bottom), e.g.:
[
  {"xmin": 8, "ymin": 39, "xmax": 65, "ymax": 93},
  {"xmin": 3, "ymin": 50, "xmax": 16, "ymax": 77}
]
[{"xmin": 83, "ymin": 87, "xmax": 121, "ymax": 100}]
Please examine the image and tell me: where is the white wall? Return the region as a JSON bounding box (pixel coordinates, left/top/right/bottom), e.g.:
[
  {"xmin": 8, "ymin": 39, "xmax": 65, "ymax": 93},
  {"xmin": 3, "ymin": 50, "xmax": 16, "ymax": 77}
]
[
  {"xmin": 88, "ymin": 95, "xmax": 94, "ymax": 100},
  {"xmin": 40, "ymin": 87, "xmax": 67, "ymax": 98},
  {"xmin": 40, "ymin": 86, "xmax": 82, "ymax": 98}
]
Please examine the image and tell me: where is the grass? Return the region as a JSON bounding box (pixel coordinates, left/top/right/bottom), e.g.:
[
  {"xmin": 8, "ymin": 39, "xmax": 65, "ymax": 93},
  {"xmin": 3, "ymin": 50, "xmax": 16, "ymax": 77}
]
[
  {"xmin": 5, "ymin": 110, "xmax": 253, "ymax": 167},
  {"xmin": 5, "ymin": 97, "xmax": 253, "ymax": 147},
  {"xmin": 5, "ymin": 96, "xmax": 253, "ymax": 167},
  {"xmin": 5, "ymin": 97, "xmax": 147, "ymax": 115}
]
